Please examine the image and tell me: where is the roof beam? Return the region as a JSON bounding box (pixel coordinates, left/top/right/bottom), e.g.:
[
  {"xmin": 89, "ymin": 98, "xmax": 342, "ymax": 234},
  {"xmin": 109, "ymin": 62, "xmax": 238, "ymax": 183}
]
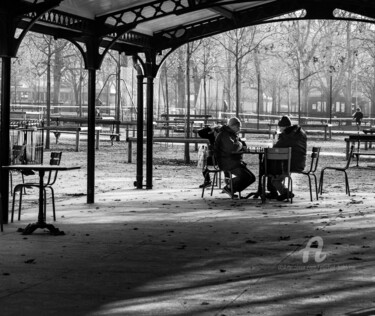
[
  {"xmin": 208, "ymin": 6, "xmax": 234, "ymax": 20},
  {"xmin": 154, "ymin": 0, "xmax": 303, "ymax": 50},
  {"xmin": 153, "ymin": 0, "xmax": 375, "ymax": 51}
]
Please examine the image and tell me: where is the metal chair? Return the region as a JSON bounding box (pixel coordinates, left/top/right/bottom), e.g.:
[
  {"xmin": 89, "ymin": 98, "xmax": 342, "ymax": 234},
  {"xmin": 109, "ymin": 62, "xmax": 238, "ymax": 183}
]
[
  {"xmin": 201, "ymin": 153, "xmax": 222, "ymax": 197},
  {"xmin": 261, "ymin": 147, "xmax": 293, "ymax": 203},
  {"xmin": 319, "ymin": 145, "xmax": 354, "ymax": 196},
  {"xmin": 12, "ymin": 152, "xmax": 62, "ymax": 222},
  {"xmin": 295, "ymin": 147, "xmax": 321, "ymax": 201},
  {"xmin": 9, "ymin": 144, "xmax": 27, "ymax": 196}
]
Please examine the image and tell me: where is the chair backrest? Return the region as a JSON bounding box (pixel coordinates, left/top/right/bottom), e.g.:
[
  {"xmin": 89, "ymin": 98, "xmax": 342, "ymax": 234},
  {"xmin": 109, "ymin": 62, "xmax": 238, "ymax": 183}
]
[
  {"xmin": 264, "ymin": 147, "xmax": 292, "ymax": 177},
  {"xmin": 50, "ymin": 152, "xmax": 62, "ymax": 166},
  {"xmin": 308, "ymin": 147, "xmax": 321, "ymax": 173},
  {"xmin": 46, "ymin": 152, "xmax": 62, "ymax": 185}
]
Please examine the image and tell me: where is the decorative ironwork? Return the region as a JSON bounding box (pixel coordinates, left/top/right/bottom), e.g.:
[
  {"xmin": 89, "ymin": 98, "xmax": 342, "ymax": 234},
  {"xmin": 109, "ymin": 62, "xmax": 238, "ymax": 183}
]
[
  {"xmin": 22, "ymin": 9, "xmax": 153, "ymax": 52},
  {"xmin": 24, "ymin": 10, "xmax": 86, "ymax": 32},
  {"xmin": 16, "ymin": 0, "xmax": 375, "ymax": 55},
  {"xmin": 153, "ymin": 0, "xmax": 375, "ymax": 50},
  {"xmin": 99, "ymin": 0, "xmax": 223, "ymax": 35}
]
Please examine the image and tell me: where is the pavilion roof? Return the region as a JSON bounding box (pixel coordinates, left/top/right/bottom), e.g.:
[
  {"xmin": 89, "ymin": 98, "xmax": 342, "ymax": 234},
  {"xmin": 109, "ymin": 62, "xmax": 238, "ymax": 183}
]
[{"xmin": 20, "ymin": 0, "xmax": 375, "ymax": 54}]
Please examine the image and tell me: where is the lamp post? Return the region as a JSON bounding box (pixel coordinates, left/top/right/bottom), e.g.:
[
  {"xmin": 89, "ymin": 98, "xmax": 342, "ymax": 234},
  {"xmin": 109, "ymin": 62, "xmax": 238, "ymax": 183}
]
[
  {"xmin": 298, "ymin": 70, "xmax": 301, "ymax": 124},
  {"xmin": 257, "ymin": 72, "xmax": 260, "ymax": 130},
  {"xmin": 328, "ymin": 65, "xmax": 336, "ymax": 124},
  {"xmin": 329, "ymin": 72, "xmax": 333, "ymax": 124}
]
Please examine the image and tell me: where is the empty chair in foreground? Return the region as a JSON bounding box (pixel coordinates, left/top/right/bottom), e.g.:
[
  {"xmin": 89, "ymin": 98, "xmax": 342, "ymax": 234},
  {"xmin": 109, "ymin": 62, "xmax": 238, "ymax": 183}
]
[
  {"xmin": 294, "ymin": 147, "xmax": 321, "ymax": 201},
  {"xmin": 319, "ymin": 145, "xmax": 354, "ymax": 196}
]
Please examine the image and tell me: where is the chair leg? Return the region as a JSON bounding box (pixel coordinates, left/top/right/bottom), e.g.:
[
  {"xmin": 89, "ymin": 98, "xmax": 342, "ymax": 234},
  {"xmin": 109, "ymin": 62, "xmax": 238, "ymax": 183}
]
[
  {"xmin": 46, "ymin": 187, "xmax": 56, "ymax": 221},
  {"xmin": 43, "ymin": 189, "xmax": 47, "ymax": 220},
  {"xmin": 307, "ymin": 174, "xmax": 313, "ymax": 202},
  {"xmin": 318, "ymin": 170, "xmax": 325, "ymax": 194},
  {"xmin": 11, "ymin": 189, "xmax": 17, "ymax": 223},
  {"xmin": 290, "ymin": 177, "xmax": 293, "ymax": 203},
  {"xmin": 312, "ymin": 174, "xmax": 319, "ymax": 200},
  {"xmin": 344, "ymin": 171, "xmax": 350, "ymax": 196},
  {"xmin": 21, "ymin": 174, "xmax": 26, "ymax": 194},
  {"xmin": 286, "ymin": 177, "xmax": 293, "ymax": 203},
  {"xmin": 229, "ymin": 173, "xmax": 234, "ymax": 199},
  {"xmin": 10, "ymin": 173, "xmax": 13, "ymax": 196},
  {"xmin": 201, "ymin": 178, "xmax": 206, "ymax": 198},
  {"xmin": 210, "ymin": 172, "xmax": 217, "ymax": 196},
  {"xmin": 261, "ymin": 176, "xmax": 266, "ymax": 203},
  {"xmin": 18, "ymin": 189, "xmax": 23, "ymax": 221}
]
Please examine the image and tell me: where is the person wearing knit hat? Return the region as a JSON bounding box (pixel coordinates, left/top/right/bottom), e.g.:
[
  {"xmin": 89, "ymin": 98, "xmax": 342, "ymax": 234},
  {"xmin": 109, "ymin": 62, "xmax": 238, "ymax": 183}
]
[
  {"xmin": 266, "ymin": 115, "xmax": 307, "ymax": 201},
  {"xmin": 278, "ymin": 116, "xmax": 292, "ymax": 128}
]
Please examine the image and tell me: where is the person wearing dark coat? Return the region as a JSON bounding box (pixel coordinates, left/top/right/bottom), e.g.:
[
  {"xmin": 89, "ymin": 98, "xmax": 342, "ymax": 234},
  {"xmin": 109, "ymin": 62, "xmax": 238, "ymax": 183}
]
[
  {"xmin": 267, "ymin": 115, "xmax": 307, "ymax": 201},
  {"xmin": 352, "ymin": 107, "xmax": 363, "ymax": 131},
  {"xmin": 214, "ymin": 117, "xmax": 255, "ymax": 197}
]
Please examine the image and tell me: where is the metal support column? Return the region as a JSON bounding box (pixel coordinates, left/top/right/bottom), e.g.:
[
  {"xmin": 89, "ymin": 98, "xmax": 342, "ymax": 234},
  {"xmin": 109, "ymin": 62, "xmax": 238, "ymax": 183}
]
[
  {"xmin": 87, "ymin": 68, "xmax": 96, "ymax": 203},
  {"xmin": 136, "ymin": 72, "xmax": 144, "ymax": 189},
  {"xmin": 146, "ymin": 74, "xmax": 154, "ymax": 189},
  {"xmin": 0, "ymin": 57, "xmax": 11, "ymax": 223}
]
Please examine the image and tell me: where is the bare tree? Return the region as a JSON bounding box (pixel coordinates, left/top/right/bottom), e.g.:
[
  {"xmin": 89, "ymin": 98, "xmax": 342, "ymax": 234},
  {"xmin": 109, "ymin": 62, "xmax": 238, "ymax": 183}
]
[{"xmin": 215, "ymin": 26, "xmax": 271, "ymax": 118}]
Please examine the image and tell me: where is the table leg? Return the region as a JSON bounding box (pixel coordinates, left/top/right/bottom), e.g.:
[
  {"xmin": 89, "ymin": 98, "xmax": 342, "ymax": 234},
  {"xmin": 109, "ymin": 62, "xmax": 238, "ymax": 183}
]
[
  {"xmin": 244, "ymin": 153, "xmax": 264, "ymax": 199},
  {"xmin": 18, "ymin": 170, "xmax": 64, "ymax": 236}
]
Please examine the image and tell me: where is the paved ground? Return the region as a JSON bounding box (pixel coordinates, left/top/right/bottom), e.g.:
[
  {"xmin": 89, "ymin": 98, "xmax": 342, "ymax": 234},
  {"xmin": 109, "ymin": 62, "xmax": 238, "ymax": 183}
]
[{"xmin": 1, "ymin": 178, "xmax": 375, "ymax": 316}]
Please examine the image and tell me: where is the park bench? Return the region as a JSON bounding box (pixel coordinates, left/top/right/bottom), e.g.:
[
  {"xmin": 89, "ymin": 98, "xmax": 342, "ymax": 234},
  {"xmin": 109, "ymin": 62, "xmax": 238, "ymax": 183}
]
[
  {"xmin": 268, "ymin": 123, "xmax": 332, "ymax": 140},
  {"xmin": 362, "ymin": 127, "xmax": 375, "ymax": 148},
  {"xmin": 51, "ymin": 115, "xmax": 139, "ymax": 139},
  {"xmin": 46, "ymin": 126, "xmax": 120, "ymax": 151},
  {"xmin": 126, "ymin": 136, "xmax": 209, "ymax": 163},
  {"xmin": 344, "ymin": 134, "xmax": 375, "ymax": 165},
  {"xmin": 10, "ymin": 111, "xmax": 27, "ymax": 121},
  {"xmin": 240, "ymin": 128, "xmax": 277, "ymax": 139}
]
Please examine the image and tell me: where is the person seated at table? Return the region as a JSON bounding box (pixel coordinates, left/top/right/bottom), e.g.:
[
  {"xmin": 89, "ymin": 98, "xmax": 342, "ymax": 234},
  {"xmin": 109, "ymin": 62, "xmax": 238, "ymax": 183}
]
[
  {"xmin": 197, "ymin": 125, "xmax": 221, "ymax": 188},
  {"xmin": 266, "ymin": 115, "xmax": 307, "ymax": 201},
  {"xmin": 214, "ymin": 117, "xmax": 256, "ymax": 198}
]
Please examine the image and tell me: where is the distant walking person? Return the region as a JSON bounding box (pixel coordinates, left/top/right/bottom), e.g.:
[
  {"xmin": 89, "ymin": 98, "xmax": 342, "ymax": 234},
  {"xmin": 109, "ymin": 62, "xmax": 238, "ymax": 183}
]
[{"xmin": 353, "ymin": 107, "xmax": 364, "ymax": 131}]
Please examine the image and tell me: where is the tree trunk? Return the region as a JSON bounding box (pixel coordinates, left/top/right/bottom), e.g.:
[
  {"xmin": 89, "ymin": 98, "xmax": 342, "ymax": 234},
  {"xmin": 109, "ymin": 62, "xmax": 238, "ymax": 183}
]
[
  {"xmin": 53, "ymin": 44, "xmax": 63, "ymax": 114},
  {"xmin": 177, "ymin": 49, "xmax": 185, "ymax": 111}
]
